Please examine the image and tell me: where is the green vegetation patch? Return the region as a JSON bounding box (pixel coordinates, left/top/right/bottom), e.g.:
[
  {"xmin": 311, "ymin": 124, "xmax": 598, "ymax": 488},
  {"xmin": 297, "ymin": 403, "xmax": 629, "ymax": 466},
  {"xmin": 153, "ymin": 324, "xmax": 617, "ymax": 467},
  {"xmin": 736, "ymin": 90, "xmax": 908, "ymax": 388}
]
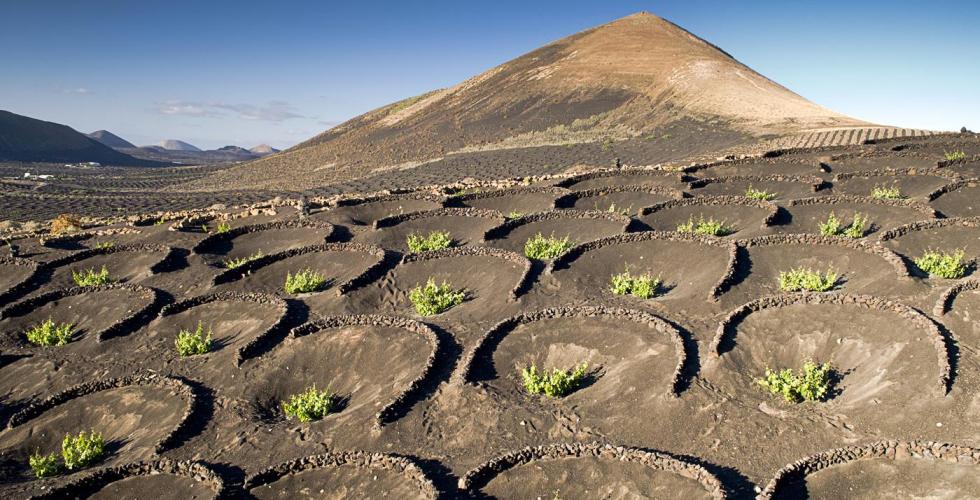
[
  {"xmin": 25, "ymin": 318, "xmax": 74, "ymax": 346},
  {"xmin": 522, "ymin": 362, "xmax": 589, "ymax": 398},
  {"xmin": 915, "ymin": 249, "xmax": 967, "ymax": 279},
  {"xmin": 745, "ymin": 186, "xmax": 776, "ymax": 201},
  {"xmin": 819, "ymin": 212, "xmax": 868, "ymax": 238},
  {"xmin": 944, "ymin": 150, "xmax": 967, "ymax": 161},
  {"xmin": 223, "ymin": 251, "xmax": 264, "ymax": 269},
  {"xmin": 407, "ymin": 230, "xmax": 452, "ymax": 253},
  {"xmin": 870, "ymin": 185, "xmax": 905, "ymax": 200},
  {"xmin": 524, "ymin": 233, "xmax": 574, "ymax": 260},
  {"xmin": 386, "ymin": 92, "xmax": 430, "ymax": 115},
  {"xmin": 676, "ymin": 215, "xmax": 734, "ymax": 236},
  {"xmin": 759, "ymin": 361, "xmax": 834, "ymax": 403},
  {"xmin": 215, "ymin": 221, "xmax": 232, "ymax": 234},
  {"xmin": 282, "ymin": 385, "xmax": 336, "ymax": 422},
  {"xmin": 610, "ymin": 268, "xmax": 662, "ymax": 299},
  {"xmin": 61, "ymin": 430, "xmax": 106, "ymax": 471},
  {"xmin": 778, "ymin": 267, "xmax": 839, "ymax": 292},
  {"xmin": 284, "ymin": 269, "xmax": 327, "ymax": 294},
  {"xmin": 71, "ymin": 265, "xmax": 112, "ymax": 287},
  {"xmin": 29, "ymin": 450, "xmax": 60, "ymax": 478},
  {"xmin": 175, "ymin": 321, "xmax": 213, "ymax": 357},
  {"xmin": 408, "ymin": 278, "xmax": 465, "ymax": 316}
]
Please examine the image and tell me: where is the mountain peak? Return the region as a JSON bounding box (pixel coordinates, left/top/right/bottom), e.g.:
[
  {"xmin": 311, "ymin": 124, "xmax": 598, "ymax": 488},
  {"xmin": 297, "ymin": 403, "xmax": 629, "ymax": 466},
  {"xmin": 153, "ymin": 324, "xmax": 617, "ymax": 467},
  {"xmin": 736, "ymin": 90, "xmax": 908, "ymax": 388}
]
[
  {"xmin": 249, "ymin": 144, "xmax": 280, "ymax": 155},
  {"xmin": 88, "ymin": 130, "xmax": 136, "ymax": 149},
  {"xmin": 186, "ymin": 12, "xmax": 869, "ymax": 191},
  {"xmin": 156, "ymin": 140, "xmax": 201, "ymax": 152}
]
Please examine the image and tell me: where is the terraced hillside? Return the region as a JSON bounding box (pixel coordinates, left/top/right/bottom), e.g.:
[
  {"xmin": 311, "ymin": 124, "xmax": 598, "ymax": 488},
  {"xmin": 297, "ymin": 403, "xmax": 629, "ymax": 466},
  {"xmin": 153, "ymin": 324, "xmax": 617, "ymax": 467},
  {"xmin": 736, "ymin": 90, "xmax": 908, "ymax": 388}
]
[
  {"xmin": 0, "ymin": 130, "xmax": 964, "ymax": 224},
  {"xmin": 1, "ymin": 133, "xmax": 979, "ymax": 498}
]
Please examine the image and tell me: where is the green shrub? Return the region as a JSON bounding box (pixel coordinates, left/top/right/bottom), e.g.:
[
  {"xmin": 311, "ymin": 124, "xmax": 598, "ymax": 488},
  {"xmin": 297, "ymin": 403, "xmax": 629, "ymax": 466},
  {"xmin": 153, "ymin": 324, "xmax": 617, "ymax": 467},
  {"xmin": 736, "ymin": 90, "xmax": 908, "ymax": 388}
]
[
  {"xmin": 284, "ymin": 269, "xmax": 327, "ymax": 294},
  {"xmin": 745, "ymin": 186, "xmax": 776, "ymax": 201},
  {"xmin": 610, "ymin": 268, "xmax": 662, "ymax": 299},
  {"xmin": 521, "ymin": 362, "xmax": 589, "ymax": 398},
  {"xmin": 71, "ymin": 265, "xmax": 111, "ymax": 287},
  {"xmin": 842, "ymin": 213, "xmax": 868, "ymax": 238},
  {"xmin": 175, "ymin": 322, "xmax": 213, "ymax": 357},
  {"xmin": 29, "ymin": 450, "xmax": 60, "ymax": 478},
  {"xmin": 677, "ymin": 215, "xmax": 734, "ymax": 236},
  {"xmin": 524, "ymin": 233, "xmax": 574, "ymax": 260},
  {"xmin": 778, "ymin": 267, "xmax": 838, "ymax": 292},
  {"xmin": 870, "ymin": 185, "xmax": 905, "ymax": 199},
  {"xmin": 215, "ymin": 221, "xmax": 232, "ymax": 234},
  {"xmin": 818, "ymin": 212, "xmax": 844, "ymax": 236},
  {"xmin": 915, "ymin": 249, "xmax": 967, "ymax": 279},
  {"xmin": 944, "ymin": 150, "xmax": 967, "ymax": 161},
  {"xmin": 25, "ymin": 318, "xmax": 74, "ymax": 346},
  {"xmin": 759, "ymin": 361, "xmax": 833, "ymax": 403},
  {"xmin": 223, "ymin": 251, "xmax": 263, "ymax": 269},
  {"xmin": 506, "ymin": 211, "xmax": 525, "ymax": 219},
  {"xmin": 819, "ymin": 212, "xmax": 868, "ymax": 238},
  {"xmin": 408, "ymin": 278, "xmax": 465, "ymax": 316},
  {"xmin": 61, "ymin": 430, "xmax": 105, "ymax": 470},
  {"xmin": 282, "ymin": 385, "xmax": 335, "ymax": 422},
  {"xmin": 406, "ymin": 230, "xmax": 452, "ymax": 252},
  {"xmin": 93, "ymin": 241, "xmax": 114, "ymax": 250}
]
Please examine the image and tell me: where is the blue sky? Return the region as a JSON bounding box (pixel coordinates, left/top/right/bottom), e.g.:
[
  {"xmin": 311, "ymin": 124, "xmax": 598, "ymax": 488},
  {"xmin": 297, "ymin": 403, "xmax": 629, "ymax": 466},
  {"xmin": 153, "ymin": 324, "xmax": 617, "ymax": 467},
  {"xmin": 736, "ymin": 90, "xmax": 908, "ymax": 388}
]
[{"xmin": 1, "ymin": 1, "xmax": 977, "ymax": 150}]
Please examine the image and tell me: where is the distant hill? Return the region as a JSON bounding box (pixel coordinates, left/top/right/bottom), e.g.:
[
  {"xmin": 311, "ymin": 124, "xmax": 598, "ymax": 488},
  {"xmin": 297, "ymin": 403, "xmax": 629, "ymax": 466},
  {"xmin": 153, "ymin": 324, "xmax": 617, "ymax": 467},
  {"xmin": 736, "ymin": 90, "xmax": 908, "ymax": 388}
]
[
  {"xmin": 249, "ymin": 144, "xmax": 280, "ymax": 155},
  {"xmin": 187, "ymin": 12, "xmax": 869, "ymax": 191},
  {"xmin": 156, "ymin": 140, "xmax": 202, "ymax": 152},
  {"xmin": 115, "ymin": 143, "xmax": 283, "ymax": 165},
  {"xmin": 0, "ymin": 110, "xmax": 155, "ymax": 165},
  {"xmin": 118, "ymin": 143, "xmax": 262, "ymax": 165},
  {"xmin": 218, "ymin": 145, "xmax": 252, "ymax": 154},
  {"xmin": 88, "ymin": 130, "xmax": 137, "ymax": 149}
]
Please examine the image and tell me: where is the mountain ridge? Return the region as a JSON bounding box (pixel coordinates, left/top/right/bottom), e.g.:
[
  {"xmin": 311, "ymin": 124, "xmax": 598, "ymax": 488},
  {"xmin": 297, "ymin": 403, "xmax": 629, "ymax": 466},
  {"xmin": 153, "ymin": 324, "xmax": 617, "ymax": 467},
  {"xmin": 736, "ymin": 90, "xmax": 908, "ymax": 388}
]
[{"xmin": 0, "ymin": 110, "xmax": 156, "ymax": 165}]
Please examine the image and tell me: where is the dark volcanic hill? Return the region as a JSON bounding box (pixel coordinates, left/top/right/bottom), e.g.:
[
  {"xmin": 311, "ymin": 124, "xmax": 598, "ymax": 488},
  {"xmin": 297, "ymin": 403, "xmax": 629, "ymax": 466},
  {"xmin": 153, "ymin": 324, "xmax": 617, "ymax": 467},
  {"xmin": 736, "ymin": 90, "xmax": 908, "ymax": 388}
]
[
  {"xmin": 85, "ymin": 132, "xmax": 267, "ymax": 165},
  {"xmin": 87, "ymin": 129, "xmax": 137, "ymax": 149},
  {"xmin": 186, "ymin": 12, "xmax": 869, "ymax": 192},
  {"xmin": 117, "ymin": 145, "xmax": 262, "ymax": 165},
  {"xmin": 0, "ymin": 110, "xmax": 153, "ymax": 165}
]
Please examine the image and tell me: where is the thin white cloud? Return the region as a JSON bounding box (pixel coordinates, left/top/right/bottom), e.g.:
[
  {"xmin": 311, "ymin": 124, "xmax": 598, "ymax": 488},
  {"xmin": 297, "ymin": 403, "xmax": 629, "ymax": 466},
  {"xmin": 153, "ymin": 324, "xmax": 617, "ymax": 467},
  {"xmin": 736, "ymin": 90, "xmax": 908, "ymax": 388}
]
[
  {"xmin": 60, "ymin": 87, "xmax": 93, "ymax": 95},
  {"xmin": 155, "ymin": 100, "xmax": 219, "ymax": 117},
  {"xmin": 153, "ymin": 100, "xmax": 304, "ymax": 122},
  {"xmin": 212, "ymin": 101, "xmax": 304, "ymax": 122}
]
